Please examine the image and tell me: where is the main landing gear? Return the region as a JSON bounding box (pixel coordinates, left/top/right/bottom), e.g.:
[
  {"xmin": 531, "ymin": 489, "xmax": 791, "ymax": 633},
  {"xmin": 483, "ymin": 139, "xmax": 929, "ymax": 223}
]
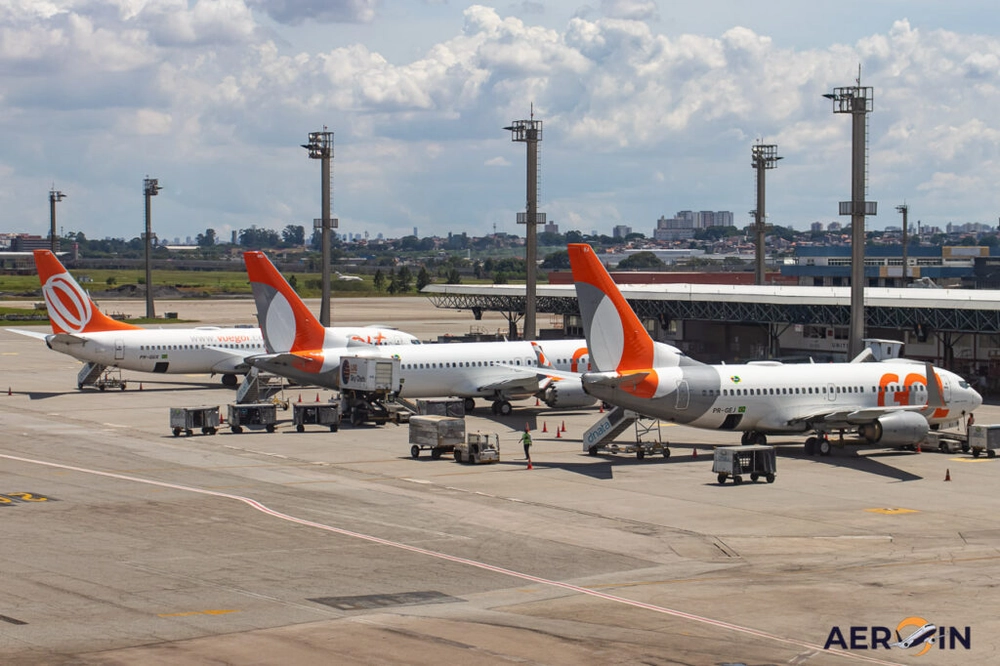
[
  {"xmin": 491, "ymin": 399, "xmax": 512, "ymax": 416},
  {"xmin": 741, "ymin": 431, "xmax": 767, "ymax": 446},
  {"xmin": 804, "ymin": 435, "xmax": 832, "ymax": 457}
]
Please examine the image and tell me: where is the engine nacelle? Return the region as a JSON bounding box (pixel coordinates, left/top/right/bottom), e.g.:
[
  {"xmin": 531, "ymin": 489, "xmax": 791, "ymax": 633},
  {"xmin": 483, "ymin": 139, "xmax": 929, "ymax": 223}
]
[
  {"xmin": 542, "ymin": 380, "xmax": 597, "ymax": 409},
  {"xmin": 858, "ymin": 411, "xmax": 929, "ymax": 446}
]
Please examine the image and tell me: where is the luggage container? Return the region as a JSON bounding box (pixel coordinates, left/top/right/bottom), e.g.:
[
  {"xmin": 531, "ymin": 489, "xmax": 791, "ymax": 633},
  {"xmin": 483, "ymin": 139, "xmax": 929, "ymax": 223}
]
[
  {"xmin": 968, "ymin": 424, "xmax": 1000, "ymax": 458},
  {"xmin": 712, "ymin": 445, "xmax": 776, "ymax": 485},
  {"xmin": 292, "ymin": 402, "xmax": 341, "ymax": 432},
  {"xmin": 227, "ymin": 403, "xmax": 278, "ymax": 433},
  {"xmin": 408, "ymin": 415, "xmax": 465, "ymax": 459},
  {"xmin": 415, "ymin": 397, "xmax": 465, "ymax": 418},
  {"xmin": 169, "ymin": 406, "xmax": 220, "ymax": 437}
]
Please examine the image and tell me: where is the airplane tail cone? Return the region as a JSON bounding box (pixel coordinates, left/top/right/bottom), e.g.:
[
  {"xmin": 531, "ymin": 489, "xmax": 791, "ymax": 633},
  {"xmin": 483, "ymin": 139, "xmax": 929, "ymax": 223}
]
[
  {"xmin": 542, "ymin": 422, "xmax": 548, "ymax": 433},
  {"xmin": 945, "ymin": 468, "xmax": 951, "ymax": 482}
]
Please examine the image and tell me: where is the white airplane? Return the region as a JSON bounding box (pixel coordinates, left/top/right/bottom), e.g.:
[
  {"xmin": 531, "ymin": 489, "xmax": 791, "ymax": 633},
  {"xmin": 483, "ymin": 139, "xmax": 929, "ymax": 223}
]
[
  {"xmin": 6, "ymin": 250, "xmax": 419, "ymax": 389},
  {"xmin": 567, "ymin": 243, "xmax": 982, "ymax": 455},
  {"xmin": 244, "ymin": 250, "xmax": 595, "ymax": 414},
  {"xmin": 335, "ymin": 271, "xmax": 364, "ymax": 282}
]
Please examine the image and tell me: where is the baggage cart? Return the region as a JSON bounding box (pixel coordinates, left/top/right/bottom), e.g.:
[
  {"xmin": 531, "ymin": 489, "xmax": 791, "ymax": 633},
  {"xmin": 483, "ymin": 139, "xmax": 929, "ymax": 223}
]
[
  {"xmin": 416, "ymin": 397, "xmax": 465, "ymax": 418},
  {"xmin": 408, "ymin": 415, "xmax": 465, "ymax": 459},
  {"xmin": 969, "ymin": 424, "xmax": 1000, "ymax": 458},
  {"xmin": 227, "ymin": 403, "xmax": 278, "ymax": 433},
  {"xmin": 712, "ymin": 445, "xmax": 776, "ymax": 485},
  {"xmin": 169, "ymin": 406, "xmax": 220, "ymax": 437},
  {"xmin": 454, "ymin": 431, "xmax": 500, "ymax": 464},
  {"xmin": 292, "ymin": 402, "xmax": 341, "ymax": 432}
]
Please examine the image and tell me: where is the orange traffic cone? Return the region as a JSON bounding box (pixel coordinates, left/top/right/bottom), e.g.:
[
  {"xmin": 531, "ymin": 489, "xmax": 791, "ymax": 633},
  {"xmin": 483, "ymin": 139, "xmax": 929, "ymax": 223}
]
[
  {"xmin": 945, "ymin": 468, "xmax": 951, "ymax": 482},
  {"xmin": 298, "ymin": 394, "xmax": 302, "ymax": 402},
  {"xmin": 692, "ymin": 447, "xmax": 698, "ymax": 457},
  {"xmin": 535, "ymin": 397, "xmax": 540, "ymax": 406},
  {"xmin": 561, "ymin": 420, "xmax": 567, "ymax": 432},
  {"xmin": 916, "ymin": 442, "xmax": 921, "ymax": 453},
  {"xmin": 556, "ymin": 428, "xmax": 562, "ymax": 439},
  {"xmin": 526, "ymin": 458, "xmax": 533, "ymax": 470},
  {"xmin": 599, "ymin": 403, "xmax": 604, "ymax": 413},
  {"xmin": 542, "ymin": 421, "xmax": 548, "ymax": 433},
  {"xmin": 315, "ymin": 393, "xmax": 320, "ymax": 402}
]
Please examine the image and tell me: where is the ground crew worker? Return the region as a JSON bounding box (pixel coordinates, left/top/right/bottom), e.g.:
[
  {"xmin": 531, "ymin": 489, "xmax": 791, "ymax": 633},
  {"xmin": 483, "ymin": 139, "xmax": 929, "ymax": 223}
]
[{"xmin": 521, "ymin": 427, "xmax": 532, "ymax": 460}]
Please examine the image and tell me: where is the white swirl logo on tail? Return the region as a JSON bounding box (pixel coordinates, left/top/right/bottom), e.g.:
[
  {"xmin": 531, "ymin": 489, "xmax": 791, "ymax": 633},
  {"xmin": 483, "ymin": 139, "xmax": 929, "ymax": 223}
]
[{"xmin": 42, "ymin": 272, "xmax": 93, "ymax": 333}]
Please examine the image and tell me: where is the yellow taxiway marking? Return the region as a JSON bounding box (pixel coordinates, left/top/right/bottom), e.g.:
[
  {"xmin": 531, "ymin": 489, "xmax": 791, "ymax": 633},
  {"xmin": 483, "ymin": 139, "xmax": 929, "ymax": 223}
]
[
  {"xmin": 158, "ymin": 609, "xmax": 239, "ymax": 618},
  {"xmin": 953, "ymin": 458, "xmax": 994, "ymax": 463},
  {"xmin": 865, "ymin": 508, "xmax": 919, "ymax": 515}
]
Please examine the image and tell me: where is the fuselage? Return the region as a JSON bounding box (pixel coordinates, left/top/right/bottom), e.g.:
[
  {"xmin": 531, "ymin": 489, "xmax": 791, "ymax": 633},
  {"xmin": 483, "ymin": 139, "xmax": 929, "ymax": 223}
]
[
  {"xmin": 45, "ymin": 326, "xmax": 419, "ymax": 377},
  {"xmin": 249, "ymin": 338, "xmax": 591, "ymax": 400},
  {"xmin": 583, "ymin": 360, "xmax": 982, "ymax": 432}
]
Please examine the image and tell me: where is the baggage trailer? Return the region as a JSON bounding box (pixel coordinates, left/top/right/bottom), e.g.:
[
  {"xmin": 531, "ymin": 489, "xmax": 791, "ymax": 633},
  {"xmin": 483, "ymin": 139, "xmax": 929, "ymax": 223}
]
[
  {"xmin": 292, "ymin": 402, "xmax": 341, "ymax": 432},
  {"xmin": 227, "ymin": 403, "xmax": 278, "ymax": 433},
  {"xmin": 416, "ymin": 397, "xmax": 465, "ymax": 418},
  {"xmin": 712, "ymin": 445, "xmax": 776, "ymax": 485},
  {"xmin": 969, "ymin": 424, "xmax": 1000, "ymax": 458},
  {"xmin": 454, "ymin": 431, "xmax": 500, "ymax": 464},
  {"xmin": 169, "ymin": 406, "xmax": 220, "ymax": 437},
  {"xmin": 339, "ymin": 356, "xmax": 403, "ymax": 426},
  {"xmin": 409, "ymin": 415, "xmax": 465, "ymax": 459}
]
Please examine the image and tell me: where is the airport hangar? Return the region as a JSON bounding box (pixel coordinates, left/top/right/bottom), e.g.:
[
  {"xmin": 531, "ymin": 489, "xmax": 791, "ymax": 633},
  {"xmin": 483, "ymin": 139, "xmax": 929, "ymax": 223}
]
[{"xmin": 424, "ymin": 281, "xmax": 1000, "ymax": 391}]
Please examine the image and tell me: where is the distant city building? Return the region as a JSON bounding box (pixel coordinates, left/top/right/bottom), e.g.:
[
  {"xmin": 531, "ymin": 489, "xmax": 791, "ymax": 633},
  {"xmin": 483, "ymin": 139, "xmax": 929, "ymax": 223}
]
[
  {"xmin": 828, "ymin": 221, "xmax": 842, "ymax": 232},
  {"xmin": 544, "ymin": 221, "xmax": 559, "ymax": 234},
  {"xmin": 652, "ymin": 210, "xmax": 732, "ymax": 240},
  {"xmin": 810, "ymin": 221, "xmax": 824, "ymax": 233},
  {"xmin": 612, "ymin": 224, "xmax": 632, "ymax": 239},
  {"xmin": 10, "ymin": 235, "xmax": 52, "ymax": 252},
  {"xmin": 413, "ymin": 227, "xmax": 418, "ymax": 237}
]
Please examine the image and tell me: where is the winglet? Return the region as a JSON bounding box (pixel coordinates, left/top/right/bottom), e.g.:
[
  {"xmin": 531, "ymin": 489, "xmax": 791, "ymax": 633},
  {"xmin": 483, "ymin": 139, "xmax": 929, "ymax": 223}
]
[
  {"xmin": 925, "ymin": 362, "xmax": 945, "ymax": 409},
  {"xmin": 33, "ymin": 250, "xmax": 139, "ymax": 334},
  {"xmin": 244, "ymin": 251, "xmax": 326, "ymax": 353}
]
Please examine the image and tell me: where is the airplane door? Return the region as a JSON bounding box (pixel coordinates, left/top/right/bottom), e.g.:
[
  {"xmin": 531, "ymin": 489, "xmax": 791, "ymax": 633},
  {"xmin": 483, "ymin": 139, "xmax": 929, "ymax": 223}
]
[
  {"xmin": 827, "ymin": 383, "xmax": 837, "ymax": 402},
  {"xmin": 675, "ymin": 380, "xmax": 689, "ymax": 410},
  {"xmin": 942, "ymin": 376, "xmax": 952, "ymax": 403},
  {"xmin": 115, "ymin": 339, "xmax": 125, "ymax": 361}
]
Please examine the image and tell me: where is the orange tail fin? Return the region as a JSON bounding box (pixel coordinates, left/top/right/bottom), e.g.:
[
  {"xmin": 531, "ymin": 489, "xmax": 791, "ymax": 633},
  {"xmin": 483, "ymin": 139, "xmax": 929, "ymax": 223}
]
[
  {"xmin": 244, "ymin": 251, "xmax": 326, "ymax": 353},
  {"xmin": 567, "ymin": 244, "xmax": 655, "ymax": 373},
  {"xmin": 34, "ymin": 250, "xmax": 139, "ymax": 334}
]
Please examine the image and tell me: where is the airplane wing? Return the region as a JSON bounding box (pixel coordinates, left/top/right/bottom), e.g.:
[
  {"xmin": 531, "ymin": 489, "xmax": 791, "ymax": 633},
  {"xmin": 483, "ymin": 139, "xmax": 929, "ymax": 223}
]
[
  {"xmin": 245, "ymin": 352, "xmax": 324, "ymax": 369},
  {"xmin": 5, "ymin": 328, "xmax": 52, "ymax": 341},
  {"xmin": 786, "ymin": 404, "xmax": 928, "ymax": 428},
  {"xmin": 205, "ymin": 346, "xmax": 254, "ymax": 360},
  {"xmin": 477, "ymin": 375, "xmax": 540, "ymax": 394}
]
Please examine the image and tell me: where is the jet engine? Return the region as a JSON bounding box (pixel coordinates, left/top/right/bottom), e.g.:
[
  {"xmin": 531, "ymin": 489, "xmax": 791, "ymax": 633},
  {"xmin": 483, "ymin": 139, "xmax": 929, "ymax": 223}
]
[
  {"xmin": 858, "ymin": 411, "xmax": 929, "ymax": 446},
  {"xmin": 542, "ymin": 381, "xmax": 597, "ymax": 409}
]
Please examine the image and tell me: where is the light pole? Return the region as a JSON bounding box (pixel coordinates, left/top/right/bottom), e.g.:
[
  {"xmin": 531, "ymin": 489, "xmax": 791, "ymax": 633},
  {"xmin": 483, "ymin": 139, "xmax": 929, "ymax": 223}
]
[
  {"xmin": 302, "ymin": 129, "xmax": 337, "ymax": 327},
  {"xmin": 896, "ymin": 204, "xmax": 909, "ymax": 286},
  {"xmin": 751, "ymin": 143, "xmax": 781, "ymax": 285},
  {"xmin": 49, "ymin": 188, "xmax": 66, "ymax": 252},
  {"xmin": 143, "ymin": 177, "xmax": 162, "ymax": 319},
  {"xmin": 824, "ymin": 72, "xmax": 876, "ymax": 359},
  {"xmin": 504, "ymin": 110, "xmax": 544, "ymax": 340}
]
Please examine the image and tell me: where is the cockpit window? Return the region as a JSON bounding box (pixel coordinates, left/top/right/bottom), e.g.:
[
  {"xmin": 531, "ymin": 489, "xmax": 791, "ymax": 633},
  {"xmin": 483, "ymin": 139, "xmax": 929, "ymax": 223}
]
[{"xmin": 959, "ymin": 380, "xmax": 970, "ymax": 389}]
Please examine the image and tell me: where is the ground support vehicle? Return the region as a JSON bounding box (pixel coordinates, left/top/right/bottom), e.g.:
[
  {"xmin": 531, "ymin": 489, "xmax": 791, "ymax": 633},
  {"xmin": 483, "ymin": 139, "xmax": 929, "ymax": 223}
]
[
  {"xmin": 409, "ymin": 415, "xmax": 465, "ymax": 459},
  {"xmin": 415, "ymin": 397, "xmax": 465, "ymax": 418},
  {"xmin": 292, "ymin": 402, "xmax": 341, "ymax": 432},
  {"xmin": 169, "ymin": 406, "xmax": 220, "ymax": 437},
  {"xmin": 94, "ymin": 368, "xmax": 127, "ymax": 391},
  {"xmin": 713, "ymin": 445, "xmax": 776, "ymax": 485},
  {"xmin": 339, "ymin": 356, "xmax": 404, "ymax": 426},
  {"xmin": 924, "ymin": 430, "xmax": 968, "ymax": 454},
  {"xmin": 969, "ymin": 424, "xmax": 1000, "ymax": 458},
  {"xmin": 454, "ymin": 431, "xmax": 500, "ymax": 464},
  {"xmin": 583, "ymin": 406, "xmax": 670, "ymax": 459},
  {"xmin": 227, "ymin": 403, "xmax": 278, "ymax": 433}
]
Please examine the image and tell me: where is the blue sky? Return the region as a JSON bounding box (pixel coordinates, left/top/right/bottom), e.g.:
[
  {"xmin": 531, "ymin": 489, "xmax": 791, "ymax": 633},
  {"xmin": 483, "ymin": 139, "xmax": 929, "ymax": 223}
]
[{"xmin": 3, "ymin": 1, "xmax": 1000, "ymax": 243}]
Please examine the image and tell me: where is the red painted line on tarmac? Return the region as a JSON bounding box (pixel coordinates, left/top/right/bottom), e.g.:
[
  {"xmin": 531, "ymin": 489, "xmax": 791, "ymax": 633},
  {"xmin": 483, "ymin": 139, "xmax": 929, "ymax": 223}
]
[{"xmin": 0, "ymin": 453, "xmax": 901, "ymax": 665}]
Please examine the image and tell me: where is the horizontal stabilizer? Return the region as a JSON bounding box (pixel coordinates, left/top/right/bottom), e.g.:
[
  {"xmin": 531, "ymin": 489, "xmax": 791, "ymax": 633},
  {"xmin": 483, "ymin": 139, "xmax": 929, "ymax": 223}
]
[{"xmin": 4, "ymin": 328, "xmax": 51, "ymax": 341}]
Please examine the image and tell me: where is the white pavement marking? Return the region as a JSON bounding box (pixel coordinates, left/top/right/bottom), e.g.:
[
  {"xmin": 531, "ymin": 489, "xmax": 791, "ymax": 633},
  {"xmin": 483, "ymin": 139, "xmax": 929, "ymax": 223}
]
[{"xmin": 0, "ymin": 453, "xmax": 902, "ymax": 665}]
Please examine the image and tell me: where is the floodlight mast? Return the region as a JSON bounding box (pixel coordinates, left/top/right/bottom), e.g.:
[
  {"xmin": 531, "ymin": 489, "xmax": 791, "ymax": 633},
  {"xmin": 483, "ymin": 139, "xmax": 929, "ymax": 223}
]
[
  {"xmin": 302, "ymin": 129, "xmax": 337, "ymax": 327},
  {"xmin": 143, "ymin": 177, "xmax": 162, "ymax": 319},
  {"xmin": 504, "ymin": 109, "xmax": 544, "ymax": 340},
  {"xmin": 49, "ymin": 188, "xmax": 66, "ymax": 252},
  {"xmin": 896, "ymin": 203, "xmax": 909, "ymax": 285},
  {"xmin": 824, "ymin": 71, "xmax": 876, "ymax": 359},
  {"xmin": 751, "ymin": 143, "xmax": 781, "ymax": 285}
]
